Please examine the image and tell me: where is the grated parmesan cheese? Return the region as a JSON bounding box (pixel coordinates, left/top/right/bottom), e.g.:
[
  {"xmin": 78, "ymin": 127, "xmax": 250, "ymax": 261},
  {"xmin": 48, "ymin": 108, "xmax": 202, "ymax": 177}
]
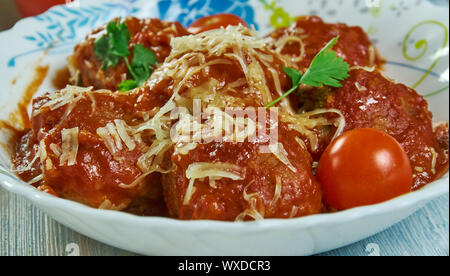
[
  {"xmin": 235, "ymin": 181, "xmax": 265, "ymax": 221},
  {"xmin": 97, "ymin": 120, "xmax": 137, "ymax": 157},
  {"xmin": 270, "ymin": 176, "xmax": 282, "ymax": 207},
  {"xmin": 429, "ymin": 147, "xmax": 438, "ymax": 175},
  {"xmin": 59, "ymin": 127, "xmax": 79, "ymax": 166},
  {"xmin": 33, "ymin": 86, "xmax": 94, "ymax": 117},
  {"xmin": 268, "ymin": 143, "xmax": 297, "ymax": 173},
  {"xmin": 184, "ymin": 162, "xmax": 245, "ymax": 205}
]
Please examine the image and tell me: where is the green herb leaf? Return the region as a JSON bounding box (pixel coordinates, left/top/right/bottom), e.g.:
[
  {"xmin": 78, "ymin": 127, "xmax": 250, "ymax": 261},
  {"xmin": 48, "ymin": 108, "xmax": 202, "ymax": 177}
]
[
  {"xmin": 119, "ymin": 44, "xmax": 158, "ymax": 91},
  {"xmin": 266, "ymin": 37, "xmax": 350, "ymax": 108},
  {"xmin": 94, "ymin": 35, "xmax": 110, "ymax": 61},
  {"xmin": 283, "ymin": 67, "xmax": 303, "ymax": 87},
  {"xmin": 94, "ymin": 19, "xmax": 130, "ymax": 70},
  {"xmin": 118, "ymin": 79, "xmax": 138, "ymax": 92},
  {"xmin": 94, "ymin": 19, "xmax": 158, "ymax": 90},
  {"xmin": 301, "ymin": 37, "xmax": 349, "ymax": 88},
  {"xmin": 94, "ymin": 35, "xmax": 120, "ymax": 70},
  {"xmin": 132, "ymin": 44, "xmax": 158, "ymax": 68},
  {"xmin": 129, "ymin": 44, "xmax": 158, "ymax": 86},
  {"xmin": 131, "ymin": 65, "xmax": 151, "ymax": 86},
  {"xmin": 106, "ymin": 20, "xmax": 130, "ymax": 57}
]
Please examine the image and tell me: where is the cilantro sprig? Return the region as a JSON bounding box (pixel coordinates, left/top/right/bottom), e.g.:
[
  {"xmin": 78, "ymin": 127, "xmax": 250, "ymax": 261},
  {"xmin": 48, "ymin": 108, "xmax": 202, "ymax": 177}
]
[
  {"xmin": 266, "ymin": 37, "xmax": 350, "ymax": 108},
  {"xmin": 94, "ymin": 19, "xmax": 158, "ymax": 91}
]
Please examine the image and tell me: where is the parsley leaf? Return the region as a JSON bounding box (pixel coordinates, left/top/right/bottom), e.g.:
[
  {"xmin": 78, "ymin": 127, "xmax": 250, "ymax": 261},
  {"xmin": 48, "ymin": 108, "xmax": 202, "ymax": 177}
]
[
  {"xmin": 106, "ymin": 20, "xmax": 130, "ymax": 57},
  {"xmin": 118, "ymin": 80, "xmax": 138, "ymax": 92},
  {"xmin": 301, "ymin": 37, "xmax": 349, "ymax": 88},
  {"xmin": 283, "ymin": 67, "xmax": 303, "ymax": 87},
  {"xmin": 119, "ymin": 44, "xmax": 158, "ymax": 91},
  {"xmin": 94, "ymin": 35, "xmax": 120, "ymax": 70},
  {"xmin": 94, "ymin": 20, "xmax": 131, "ymax": 70},
  {"xmin": 94, "ymin": 19, "xmax": 158, "ymax": 91},
  {"xmin": 266, "ymin": 37, "xmax": 350, "ymax": 108},
  {"xmin": 132, "ymin": 44, "xmax": 158, "ymax": 68}
]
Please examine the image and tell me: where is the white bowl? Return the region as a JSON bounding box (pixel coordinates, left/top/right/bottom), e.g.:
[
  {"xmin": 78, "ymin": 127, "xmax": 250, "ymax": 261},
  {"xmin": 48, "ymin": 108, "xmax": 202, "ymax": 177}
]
[{"xmin": 0, "ymin": 0, "xmax": 448, "ymax": 255}]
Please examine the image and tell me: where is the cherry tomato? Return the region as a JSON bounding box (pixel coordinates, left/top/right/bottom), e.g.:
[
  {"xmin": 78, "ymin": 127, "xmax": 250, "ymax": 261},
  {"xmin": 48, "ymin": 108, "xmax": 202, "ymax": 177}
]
[
  {"xmin": 188, "ymin": 14, "xmax": 249, "ymax": 34},
  {"xmin": 316, "ymin": 128, "xmax": 413, "ymax": 210},
  {"xmin": 15, "ymin": 0, "xmax": 67, "ymax": 17}
]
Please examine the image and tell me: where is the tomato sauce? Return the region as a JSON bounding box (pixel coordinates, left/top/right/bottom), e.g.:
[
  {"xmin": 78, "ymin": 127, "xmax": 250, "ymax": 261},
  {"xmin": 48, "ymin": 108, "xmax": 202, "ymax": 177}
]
[{"xmin": 51, "ymin": 66, "xmax": 71, "ymax": 90}]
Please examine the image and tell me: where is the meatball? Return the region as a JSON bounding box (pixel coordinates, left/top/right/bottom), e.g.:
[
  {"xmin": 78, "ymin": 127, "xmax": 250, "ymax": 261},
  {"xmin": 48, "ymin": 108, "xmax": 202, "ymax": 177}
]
[
  {"xmin": 163, "ymin": 119, "xmax": 322, "ymax": 221},
  {"xmin": 313, "ymin": 68, "xmax": 449, "ymax": 189},
  {"xmin": 13, "ymin": 86, "xmax": 171, "ymax": 215},
  {"xmin": 68, "ymin": 17, "xmax": 190, "ymax": 90},
  {"xmin": 147, "ymin": 26, "xmax": 323, "ymax": 220},
  {"xmin": 269, "ymin": 16, "xmax": 384, "ymax": 71}
]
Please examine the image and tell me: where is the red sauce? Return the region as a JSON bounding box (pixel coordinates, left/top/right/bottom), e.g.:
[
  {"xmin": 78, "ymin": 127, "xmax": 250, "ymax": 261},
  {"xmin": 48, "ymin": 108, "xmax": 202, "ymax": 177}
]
[
  {"xmin": 51, "ymin": 66, "xmax": 71, "ymax": 90},
  {"xmin": 1, "ymin": 65, "xmax": 48, "ymax": 156},
  {"xmin": 0, "ymin": 121, "xmax": 22, "ymax": 155}
]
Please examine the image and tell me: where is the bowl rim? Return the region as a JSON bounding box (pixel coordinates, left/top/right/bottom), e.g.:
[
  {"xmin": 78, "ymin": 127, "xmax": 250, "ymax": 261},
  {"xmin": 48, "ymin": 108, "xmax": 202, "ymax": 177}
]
[
  {"xmin": 0, "ymin": 0, "xmax": 448, "ymax": 233},
  {"xmin": 1, "ymin": 167, "xmax": 448, "ymax": 231}
]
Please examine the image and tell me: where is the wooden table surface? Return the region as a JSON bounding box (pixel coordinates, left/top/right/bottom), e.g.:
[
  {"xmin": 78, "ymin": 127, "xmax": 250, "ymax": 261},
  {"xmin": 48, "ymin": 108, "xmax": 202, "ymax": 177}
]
[{"xmin": 1, "ymin": 187, "xmax": 448, "ymax": 256}]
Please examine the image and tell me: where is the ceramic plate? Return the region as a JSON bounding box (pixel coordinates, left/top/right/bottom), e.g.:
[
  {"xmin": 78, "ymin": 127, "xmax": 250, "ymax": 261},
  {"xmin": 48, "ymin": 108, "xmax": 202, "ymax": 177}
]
[{"xmin": 0, "ymin": 0, "xmax": 448, "ymax": 255}]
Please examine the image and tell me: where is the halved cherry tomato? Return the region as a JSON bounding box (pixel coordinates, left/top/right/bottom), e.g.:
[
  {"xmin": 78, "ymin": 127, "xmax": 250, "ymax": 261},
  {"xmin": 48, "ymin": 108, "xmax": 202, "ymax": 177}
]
[
  {"xmin": 188, "ymin": 14, "xmax": 248, "ymax": 34},
  {"xmin": 316, "ymin": 128, "xmax": 413, "ymax": 210}
]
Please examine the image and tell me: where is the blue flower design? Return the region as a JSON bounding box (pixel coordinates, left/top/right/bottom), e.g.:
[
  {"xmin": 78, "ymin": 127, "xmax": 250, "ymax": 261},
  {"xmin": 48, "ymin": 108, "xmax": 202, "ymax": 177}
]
[
  {"xmin": 8, "ymin": 0, "xmax": 258, "ymax": 68},
  {"xmin": 157, "ymin": 0, "xmax": 257, "ymax": 29},
  {"xmin": 8, "ymin": 0, "xmax": 139, "ymax": 67}
]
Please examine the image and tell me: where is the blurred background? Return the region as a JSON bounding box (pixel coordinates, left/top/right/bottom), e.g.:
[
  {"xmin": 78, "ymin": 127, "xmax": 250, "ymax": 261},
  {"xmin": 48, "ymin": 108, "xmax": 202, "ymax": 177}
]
[{"xmin": 0, "ymin": 0, "xmax": 70, "ymax": 31}]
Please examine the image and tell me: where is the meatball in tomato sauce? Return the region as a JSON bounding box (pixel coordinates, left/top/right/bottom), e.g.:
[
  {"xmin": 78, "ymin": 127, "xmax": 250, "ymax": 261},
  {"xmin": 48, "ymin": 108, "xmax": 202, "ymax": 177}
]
[
  {"xmin": 13, "ymin": 86, "xmax": 171, "ymax": 215},
  {"xmin": 163, "ymin": 119, "xmax": 322, "ymax": 221},
  {"xmin": 68, "ymin": 17, "xmax": 190, "ymax": 90}
]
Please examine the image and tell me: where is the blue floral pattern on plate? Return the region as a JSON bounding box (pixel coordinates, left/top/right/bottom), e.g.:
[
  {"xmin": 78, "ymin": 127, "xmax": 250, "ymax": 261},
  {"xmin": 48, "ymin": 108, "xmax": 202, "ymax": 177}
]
[
  {"xmin": 157, "ymin": 0, "xmax": 257, "ymax": 28},
  {"xmin": 8, "ymin": 0, "xmax": 140, "ymax": 67},
  {"xmin": 7, "ymin": 0, "xmax": 257, "ymax": 67}
]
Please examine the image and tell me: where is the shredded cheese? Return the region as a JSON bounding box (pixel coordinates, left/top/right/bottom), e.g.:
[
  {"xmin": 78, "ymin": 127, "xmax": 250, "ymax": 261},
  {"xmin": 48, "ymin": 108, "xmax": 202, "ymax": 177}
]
[
  {"xmin": 184, "ymin": 162, "xmax": 245, "ymax": 205},
  {"xmin": 59, "ymin": 127, "xmax": 79, "ymax": 166},
  {"xmin": 27, "ymin": 174, "xmax": 44, "ymax": 185},
  {"xmin": 429, "ymin": 147, "xmax": 438, "ymax": 175},
  {"xmin": 98, "ymin": 199, "xmax": 128, "ymax": 211},
  {"xmin": 49, "ymin": 143, "xmax": 62, "ymax": 157},
  {"xmin": 270, "ymin": 176, "xmax": 282, "ymax": 207},
  {"xmin": 174, "ymin": 142, "xmax": 198, "ymax": 155},
  {"xmin": 168, "ymin": 25, "xmax": 270, "ymax": 58},
  {"xmin": 355, "ymin": 82, "xmax": 368, "ymax": 92},
  {"xmin": 33, "ymin": 86, "xmax": 94, "ymax": 117},
  {"xmin": 114, "ymin": 119, "xmax": 136, "ymax": 151},
  {"xmin": 235, "ymin": 181, "xmax": 265, "ymax": 221},
  {"xmin": 289, "ymin": 206, "xmax": 299, "ymax": 218},
  {"xmin": 282, "ymin": 108, "xmax": 346, "ymax": 151},
  {"xmin": 268, "ymin": 143, "xmax": 297, "ymax": 173},
  {"xmin": 97, "ymin": 120, "xmax": 137, "ymax": 158}
]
